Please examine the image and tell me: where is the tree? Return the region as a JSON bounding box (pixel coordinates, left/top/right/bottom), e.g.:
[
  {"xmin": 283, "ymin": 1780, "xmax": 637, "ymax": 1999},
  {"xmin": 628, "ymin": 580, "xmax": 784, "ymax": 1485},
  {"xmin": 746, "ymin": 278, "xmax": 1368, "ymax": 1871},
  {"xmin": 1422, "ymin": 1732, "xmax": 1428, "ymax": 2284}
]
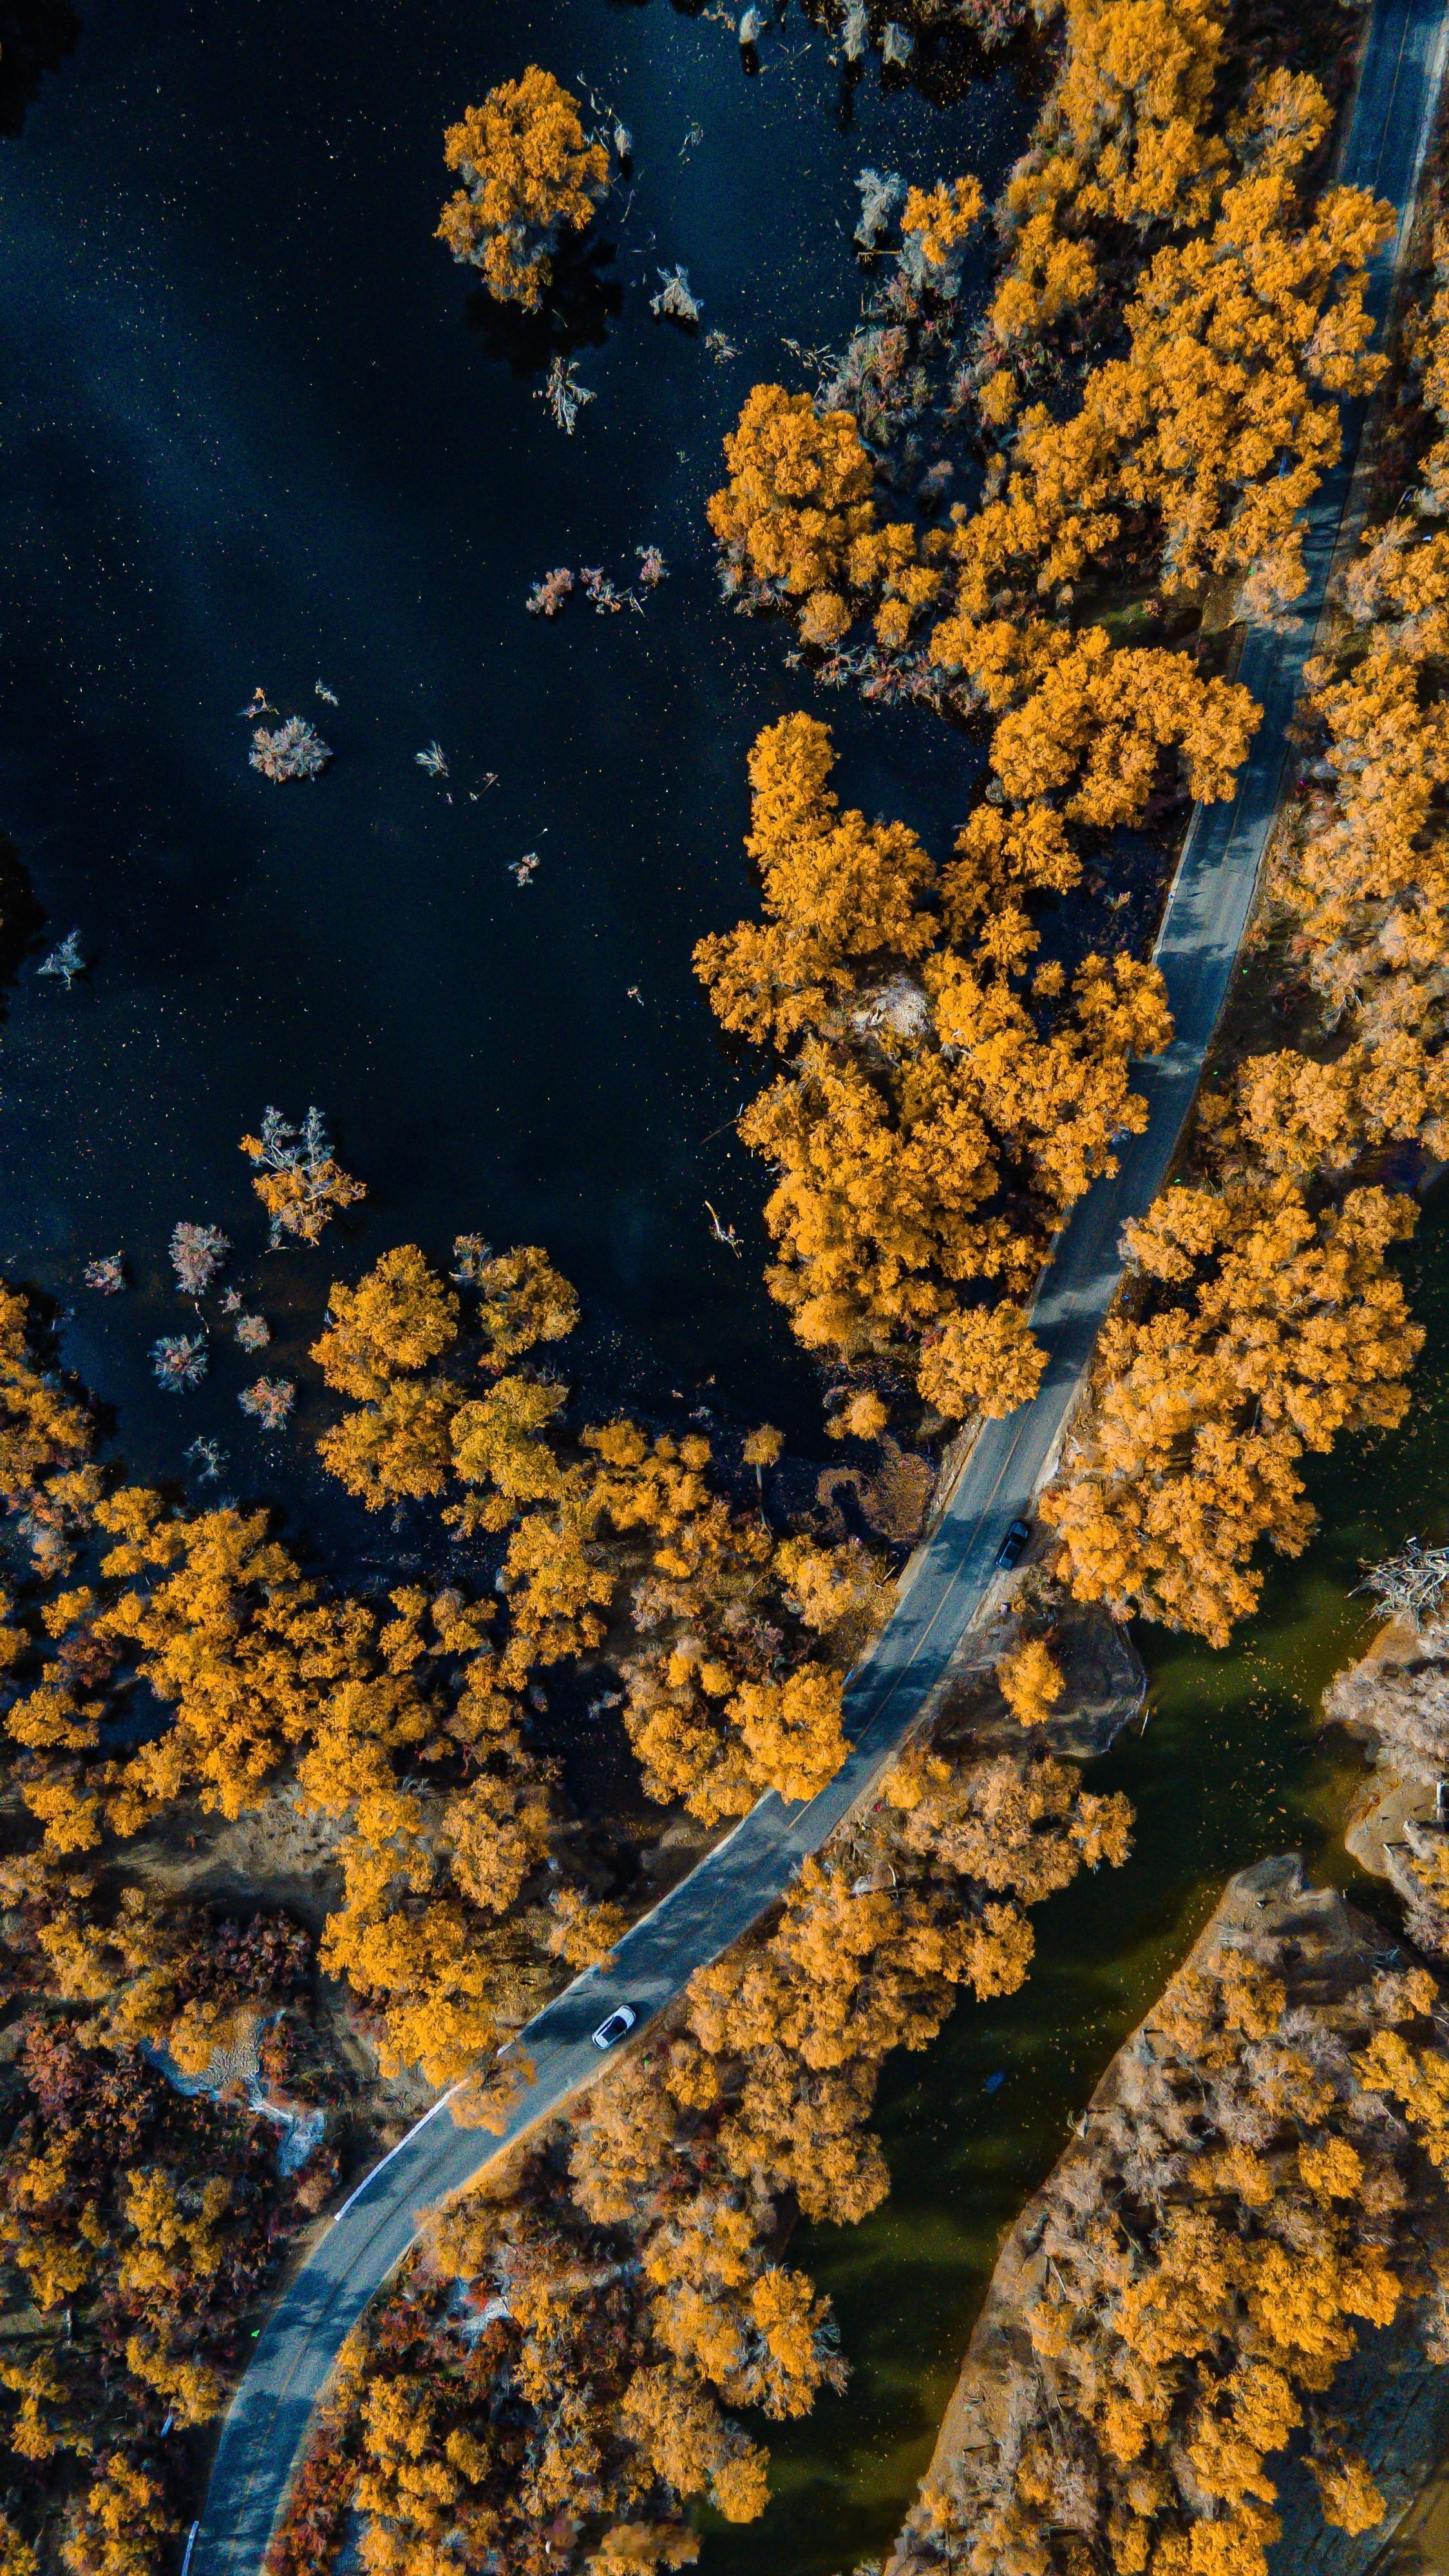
[
  {"xmin": 312, "ymin": 1245, "xmax": 459, "ymax": 1397},
  {"xmin": 727, "ymin": 1668, "xmax": 848, "ymax": 1804},
  {"xmin": 998, "ymin": 1638, "xmax": 1066, "ymax": 1725},
  {"xmin": 1044, "ymin": 1184, "xmax": 1422, "ymax": 1642},
  {"xmin": 924, "ymin": 68, "xmax": 1393, "ymax": 684},
  {"xmin": 449, "ymin": 1376, "xmax": 568, "ymax": 1531},
  {"xmin": 240, "ymin": 1106, "xmax": 365, "ymax": 1247},
  {"xmin": 919, "ymin": 1303, "xmax": 1046, "ymax": 1420},
  {"xmin": 60, "ymin": 2452, "xmax": 176, "ymax": 2576},
  {"xmin": 317, "ymin": 1378, "xmax": 458, "ymax": 1509},
  {"xmin": 707, "ymin": 386, "xmax": 878, "ymax": 632},
  {"xmin": 1309, "ymin": 2455, "xmax": 1387, "ymax": 2534},
  {"xmin": 696, "ymin": 714, "xmax": 1178, "ymax": 1394},
  {"xmin": 437, "ymin": 69, "xmax": 612, "ymax": 310},
  {"xmin": 0, "ymin": 1280, "xmax": 94, "ymax": 1575},
  {"xmin": 454, "ymin": 1237, "xmax": 580, "ymax": 1365},
  {"xmin": 987, "ymin": 632, "xmax": 1259, "ymax": 826}
]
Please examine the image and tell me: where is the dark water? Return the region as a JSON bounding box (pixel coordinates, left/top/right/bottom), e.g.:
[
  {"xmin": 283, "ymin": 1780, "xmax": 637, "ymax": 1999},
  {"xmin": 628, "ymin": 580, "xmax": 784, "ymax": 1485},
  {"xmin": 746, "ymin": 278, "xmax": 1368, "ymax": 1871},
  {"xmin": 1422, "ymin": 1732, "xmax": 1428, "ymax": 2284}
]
[
  {"xmin": 0, "ymin": 0, "xmax": 1034, "ymax": 1492},
  {"xmin": 707, "ymin": 1193, "xmax": 1449, "ymax": 2576}
]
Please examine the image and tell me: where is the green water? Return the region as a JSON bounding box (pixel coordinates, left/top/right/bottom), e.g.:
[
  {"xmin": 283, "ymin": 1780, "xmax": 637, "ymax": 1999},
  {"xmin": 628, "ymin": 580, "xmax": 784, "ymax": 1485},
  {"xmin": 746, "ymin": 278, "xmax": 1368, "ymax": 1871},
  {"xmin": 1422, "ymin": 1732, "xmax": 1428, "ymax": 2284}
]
[{"xmin": 704, "ymin": 1187, "xmax": 1449, "ymax": 2576}]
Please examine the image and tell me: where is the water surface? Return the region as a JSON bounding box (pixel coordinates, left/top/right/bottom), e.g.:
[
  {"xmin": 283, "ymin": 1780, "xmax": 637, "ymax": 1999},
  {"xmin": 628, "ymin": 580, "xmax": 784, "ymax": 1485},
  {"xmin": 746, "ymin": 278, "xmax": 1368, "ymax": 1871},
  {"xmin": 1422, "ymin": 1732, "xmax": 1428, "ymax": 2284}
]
[{"xmin": 0, "ymin": 0, "xmax": 1032, "ymax": 1488}]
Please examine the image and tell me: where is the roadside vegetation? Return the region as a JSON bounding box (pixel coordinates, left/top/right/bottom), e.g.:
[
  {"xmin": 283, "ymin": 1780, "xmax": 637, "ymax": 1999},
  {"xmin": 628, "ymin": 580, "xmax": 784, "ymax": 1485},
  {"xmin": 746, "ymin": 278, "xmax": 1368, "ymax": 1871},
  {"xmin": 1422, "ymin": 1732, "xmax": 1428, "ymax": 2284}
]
[
  {"xmin": 1045, "ymin": 175, "xmax": 1449, "ymax": 1643},
  {"xmin": 269, "ymin": 1662, "xmax": 1130, "ymax": 2576}
]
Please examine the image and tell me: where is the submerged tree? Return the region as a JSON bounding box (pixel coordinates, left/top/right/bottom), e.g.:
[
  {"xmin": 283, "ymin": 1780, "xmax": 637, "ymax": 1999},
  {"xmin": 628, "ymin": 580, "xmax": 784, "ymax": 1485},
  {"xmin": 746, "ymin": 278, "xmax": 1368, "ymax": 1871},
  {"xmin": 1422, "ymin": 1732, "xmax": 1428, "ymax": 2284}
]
[
  {"xmin": 437, "ymin": 67, "xmax": 612, "ymax": 310},
  {"xmin": 151, "ymin": 1336, "xmax": 209, "ymax": 1394},
  {"xmin": 169, "ymin": 1222, "xmax": 230, "ymax": 1300},
  {"xmin": 240, "ymin": 1108, "xmax": 366, "ymax": 1249},
  {"xmin": 239, "ymin": 1376, "xmax": 296, "ymax": 1431}
]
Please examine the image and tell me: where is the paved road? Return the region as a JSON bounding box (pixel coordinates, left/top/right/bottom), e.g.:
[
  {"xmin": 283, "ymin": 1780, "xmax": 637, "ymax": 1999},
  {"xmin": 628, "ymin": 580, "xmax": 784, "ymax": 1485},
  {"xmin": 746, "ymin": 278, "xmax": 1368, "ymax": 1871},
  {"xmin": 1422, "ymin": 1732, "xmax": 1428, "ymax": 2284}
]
[{"xmin": 190, "ymin": 7, "xmax": 1448, "ymax": 2562}]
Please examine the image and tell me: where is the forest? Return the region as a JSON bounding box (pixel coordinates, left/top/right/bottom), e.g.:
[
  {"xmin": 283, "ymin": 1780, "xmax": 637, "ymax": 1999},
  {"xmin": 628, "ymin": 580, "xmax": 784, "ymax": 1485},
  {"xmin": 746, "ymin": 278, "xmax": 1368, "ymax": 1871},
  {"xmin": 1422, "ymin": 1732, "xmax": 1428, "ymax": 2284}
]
[
  {"xmin": 890, "ymin": 1862, "xmax": 1449, "ymax": 2576},
  {"xmin": 3, "ymin": 0, "xmax": 1448, "ymax": 2567}
]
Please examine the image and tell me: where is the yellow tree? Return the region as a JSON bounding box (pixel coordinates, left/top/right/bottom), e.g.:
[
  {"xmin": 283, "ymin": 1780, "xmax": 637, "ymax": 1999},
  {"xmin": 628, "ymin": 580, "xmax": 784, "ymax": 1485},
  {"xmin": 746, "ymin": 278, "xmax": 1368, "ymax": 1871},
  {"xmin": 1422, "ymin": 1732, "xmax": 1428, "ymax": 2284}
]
[
  {"xmin": 437, "ymin": 68, "xmax": 612, "ymax": 309},
  {"xmin": 707, "ymin": 384, "xmax": 880, "ymax": 643},
  {"xmin": 1044, "ymin": 1183, "xmax": 1422, "ymax": 1641}
]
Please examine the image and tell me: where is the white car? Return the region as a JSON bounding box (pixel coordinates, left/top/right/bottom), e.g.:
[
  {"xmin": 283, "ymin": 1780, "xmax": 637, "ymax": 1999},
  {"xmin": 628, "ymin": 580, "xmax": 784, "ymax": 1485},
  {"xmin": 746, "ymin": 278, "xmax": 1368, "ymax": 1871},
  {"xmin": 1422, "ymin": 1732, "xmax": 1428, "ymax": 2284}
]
[{"xmin": 591, "ymin": 2005, "xmax": 638, "ymax": 2050}]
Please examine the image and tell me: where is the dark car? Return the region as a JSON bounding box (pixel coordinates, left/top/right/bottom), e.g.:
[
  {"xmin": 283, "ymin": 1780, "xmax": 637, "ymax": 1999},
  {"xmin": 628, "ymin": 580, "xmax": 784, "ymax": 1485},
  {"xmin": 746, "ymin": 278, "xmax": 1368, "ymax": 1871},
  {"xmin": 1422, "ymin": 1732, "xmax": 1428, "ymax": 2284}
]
[
  {"xmin": 994, "ymin": 1517, "xmax": 1032, "ymax": 1571},
  {"xmin": 591, "ymin": 2005, "xmax": 638, "ymax": 2050}
]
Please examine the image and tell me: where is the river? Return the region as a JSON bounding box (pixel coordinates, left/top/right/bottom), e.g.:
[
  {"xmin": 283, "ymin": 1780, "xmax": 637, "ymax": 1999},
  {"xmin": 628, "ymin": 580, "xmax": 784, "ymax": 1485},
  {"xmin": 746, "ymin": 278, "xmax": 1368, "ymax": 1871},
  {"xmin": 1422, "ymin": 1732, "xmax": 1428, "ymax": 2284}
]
[{"xmin": 1, "ymin": 8, "xmax": 1435, "ymax": 2575}]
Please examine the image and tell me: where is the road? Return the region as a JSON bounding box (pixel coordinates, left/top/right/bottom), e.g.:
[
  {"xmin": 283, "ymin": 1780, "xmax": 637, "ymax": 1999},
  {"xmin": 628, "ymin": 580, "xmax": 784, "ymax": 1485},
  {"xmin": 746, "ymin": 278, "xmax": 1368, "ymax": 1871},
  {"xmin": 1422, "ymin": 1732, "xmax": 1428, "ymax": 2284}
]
[{"xmin": 190, "ymin": 3, "xmax": 1448, "ymax": 2561}]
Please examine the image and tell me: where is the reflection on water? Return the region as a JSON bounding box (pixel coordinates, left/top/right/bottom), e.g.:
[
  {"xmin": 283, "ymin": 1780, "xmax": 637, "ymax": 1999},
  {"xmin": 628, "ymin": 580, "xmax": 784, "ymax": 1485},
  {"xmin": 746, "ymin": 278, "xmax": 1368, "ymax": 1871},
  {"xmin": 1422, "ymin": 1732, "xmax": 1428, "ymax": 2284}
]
[{"xmin": 705, "ymin": 1192, "xmax": 1449, "ymax": 2576}]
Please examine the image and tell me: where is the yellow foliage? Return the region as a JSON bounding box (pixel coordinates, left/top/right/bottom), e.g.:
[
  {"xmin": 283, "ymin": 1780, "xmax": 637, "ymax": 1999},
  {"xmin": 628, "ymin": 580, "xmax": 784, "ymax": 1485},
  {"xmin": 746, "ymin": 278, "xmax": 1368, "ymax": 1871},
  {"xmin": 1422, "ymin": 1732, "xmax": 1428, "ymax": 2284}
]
[
  {"xmin": 902, "ymin": 175, "xmax": 983, "ymax": 270},
  {"xmin": 312, "ymin": 1244, "xmax": 459, "ymax": 1397},
  {"xmin": 60, "ymin": 2451, "xmax": 176, "ymax": 2576},
  {"xmin": 919, "ymin": 1303, "xmax": 1046, "ymax": 1421},
  {"xmin": 1309, "ymin": 2454, "xmax": 1386, "ymax": 2535},
  {"xmin": 697, "ymin": 712, "xmax": 1172, "ymax": 1380},
  {"xmin": 437, "ymin": 68, "xmax": 611, "ymax": 310},
  {"xmin": 998, "ymin": 1638, "xmax": 1066, "ymax": 1726},
  {"xmin": 708, "ymin": 385, "xmax": 877, "ymax": 605},
  {"xmin": 1045, "ymin": 1184, "xmax": 1422, "ymax": 1642},
  {"xmin": 450, "ymin": 1376, "xmax": 568, "ymax": 1527}
]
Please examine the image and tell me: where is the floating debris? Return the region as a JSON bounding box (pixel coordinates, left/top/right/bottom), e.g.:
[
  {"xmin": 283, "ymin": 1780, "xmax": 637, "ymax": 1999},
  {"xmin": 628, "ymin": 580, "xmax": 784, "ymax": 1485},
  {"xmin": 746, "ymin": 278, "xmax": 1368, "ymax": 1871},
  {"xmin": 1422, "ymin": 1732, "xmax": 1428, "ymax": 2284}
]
[
  {"xmin": 219, "ymin": 1287, "xmax": 243, "ymax": 1315},
  {"xmin": 184, "ymin": 1435, "xmax": 227, "ymax": 1481},
  {"xmin": 169, "ymin": 1222, "xmax": 230, "ymax": 1298},
  {"xmin": 152, "ymin": 1334, "xmax": 209, "ymax": 1394},
  {"xmin": 1355, "ymin": 1536, "xmax": 1449, "ymax": 1628},
  {"xmin": 650, "ymin": 265, "xmax": 701, "ymax": 327},
  {"xmin": 636, "ymin": 545, "xmax": 668, "ymax": 589},
  {"xmin": 510, "ymin": 851, "xmax": 542, "ymax": 887},
  {"xmin": 314, "ymin": 679, "xmax": 339, "ymax": 705},
  {"xmin": 83, "ymin": 1254, "xmax": 126, "ymax": 1295},
  {"xmin": 251, "ymin": 715, "xmax": 331, "ymax": 782},
  {"xmin": 416, "ymin": 741, "xmax": 449, "ymax": 779},
  {"xmin": 612, "ymin": 118, "xmax": 633, "ymax": 163},
  {"xmin": 238, "ymin": 686, "xmax": 275, "ymax": 721},
  {"xmin": 527, "ymin": 567, "xmax": 576, "ymax": 617},
  {"xmin": 626, "ymin": 985, "xmax": 643, "ymax": 1005},
  {"xmin": 705, "ymin": 1199, "xmax": 742, "ymax": 1255},
  {"xmin": 538, "ymin": 355, "xmax": 595, "ymax": 435},
  {"xmin": 842, "ymin": 1, "xmax": 869, "ymax": 57},
  {"xmin": 581, "ymin": 566, "xmax": 624, "ymax": 615},
  {"xmin": 239, "ymin": 1375, "xmax": 296, "ymax": 1430},
  {"xmin": 235, "ymin": 1313, "xmax": 270, "ymax": 1352},
  {"xmin": 38, "ymin": 931, "xmax": 86, "ymax": 989},
  {"xmin": 679, "ymin": 120, "xmax": 704, "ymax": 160},
  {"xmin": 704, "ymin": 327, "xmax": 738, "ymax": 364},
  {"xmin": 881, "ymin": 17, "xmax": 913, "ymax": 61},
  {"xmin": 855, "ymin": 167, "xmax": 905, "ymax": 251},
  {"xmin": 738, "ymin": 7, "xmax": 763, "ymax": 43}
]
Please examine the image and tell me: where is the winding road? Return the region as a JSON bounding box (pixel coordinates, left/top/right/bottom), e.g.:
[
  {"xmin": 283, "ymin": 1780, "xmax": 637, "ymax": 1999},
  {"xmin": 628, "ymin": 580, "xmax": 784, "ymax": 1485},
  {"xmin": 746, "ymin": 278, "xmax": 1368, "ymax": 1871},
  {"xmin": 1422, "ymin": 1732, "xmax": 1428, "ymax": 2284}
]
[{"xmin": 190, "ymin": 5, "xmax": 1449, "ymax": 2562}]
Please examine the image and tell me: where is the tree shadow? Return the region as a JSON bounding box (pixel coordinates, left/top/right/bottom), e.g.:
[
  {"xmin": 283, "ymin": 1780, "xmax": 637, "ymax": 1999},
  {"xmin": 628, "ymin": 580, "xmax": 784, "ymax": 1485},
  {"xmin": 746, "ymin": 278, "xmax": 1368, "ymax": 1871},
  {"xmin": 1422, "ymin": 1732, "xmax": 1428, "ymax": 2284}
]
[
  {"xmin": 0, "ymin": 831, "xmax": 45, "ymax": 1020},
  {"xmin": 0, "ymin": 0, "xmax": 80, "ymax": 139},
  {"xmin": 464, "ymin": 234, "xmax": 623, "ymax": 382}
]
